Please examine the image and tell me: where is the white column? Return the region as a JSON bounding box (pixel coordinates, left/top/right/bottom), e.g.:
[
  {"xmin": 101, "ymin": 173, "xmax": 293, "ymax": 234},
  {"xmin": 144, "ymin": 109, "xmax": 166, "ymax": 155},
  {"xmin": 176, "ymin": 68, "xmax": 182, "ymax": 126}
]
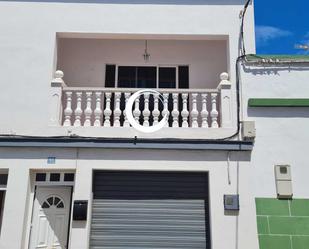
[
  {"xmin": 181, "ymin": 93, "xmax": 189, "ymax": 128},
  {"xmin": 211, "ymin": 93, "xmax": 219, "ymax": 128},
  {"xmin": 0, "ymin": 167, "xmax": 29, "ymax": 249},
  {"xmin": 142, "ymin": 93, "xmax": 150, "ymax": 127},
  {"xmin": 123, "ymin": 93, "xmax": 131, "ymax": 127},
  {"xmin": 113, "ymin": 92, "xmax": 121, "ymax": 127},
  {"xmin": 63, "ymin": 91, "xmax": 73, "ymax": 127},
  {"xmin": 103, "ymin": 92, "xmax": 112, "ymax": 127},
  {"xmin": 218, "ymin": 72, "xmax": 233, "ymax": 128},
  {"xmin": 74, "ymin": 92, "xmax": 83, "ymax": 127},
  {"xmin": 70, "ymin": 158, "xmax": 93, "ymax": 249},
  {"xmin": 201, "ymin": 93, "xmax": 209, "ymax": 128},
  {"xmin": 172, "ymin": 93, "xmax": 179, "ymax": 128},
  {"xmin": 93, "ymin": 92, "xmax": 102, "ymax": 127},
  {"xmin": 191, "ymin": 93, "xmax": 199, "ymax": 128},
  {"xmin": 152, "ymin": 93, "xmax": 160, "ymax": 125},
  {"xmin": 83, "ymin": 92, "xmax": 93, "ymax": 127},
  {"xmin": 162, "ymin": 93, "xmax": 169, "ymax": 127},
  {"xmin": 49, "ymin": 70, "xmax": 66, "ymax": 126}
]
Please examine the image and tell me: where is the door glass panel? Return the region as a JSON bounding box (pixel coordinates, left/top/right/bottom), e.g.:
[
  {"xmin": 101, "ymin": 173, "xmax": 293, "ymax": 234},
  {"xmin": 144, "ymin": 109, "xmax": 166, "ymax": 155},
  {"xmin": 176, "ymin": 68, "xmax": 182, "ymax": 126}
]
[{"xmin": 159, "ymin": 67, "xmax": 176, "ymax": 88}]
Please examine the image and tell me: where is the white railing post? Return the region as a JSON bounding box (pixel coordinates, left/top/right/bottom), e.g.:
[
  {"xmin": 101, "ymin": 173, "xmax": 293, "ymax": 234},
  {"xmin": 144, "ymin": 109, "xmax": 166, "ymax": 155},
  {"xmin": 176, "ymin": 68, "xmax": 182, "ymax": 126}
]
[
  {"xmin": 181, "ymin": 93, "xmax": 189, "ymax": 128},
  {"xmin": 201, "ymin": 93, "xmax": 209, "ymax": 128},
  {"xmin": 152, "ymin": 93, "xmax": 160, "ymax": 125},
  {"xmin": 103, "ymin": 92, "xmax": 112, "ymax": 127},
  {"xmin": 172, "ymin": 93, "xmax": 179, "ymax": 127},
  {"xmin": 94, "ymin": 92, "xmax": 102, "ymax": 127},
  {"xmin": 83, "ymin": 92, "xmax": 93, "ymax": 127},
  {"xmin": 74, "ymin": 92, "xmax": 83, "ymax": 127},
  {"xmin": 50, "ymin": 70, "xmax": 66, "ymax": 126},
  {"xmin": 123, "ymin": 93, "xmax": 131, "ymax": 127},
  {"xmin": 113, "ymin": 92, "xmax": 121, "ymax": 127},
  {"xmin": 211, "ymin": 93, "xmax": 219, "ymax": 128},
  {"xmin": 133, "ymin": 96, "xmax": 141, "ymax": 124},
  {"xmin": 63, "ymin": 91, "xmax": 72, "ymax": 127},
  {"xmin": 162, "ymin": 93, "xmax": 169, "ymax": 127},
  {"xmin": 218, "ymin": 72, "xmax": 233, "ymax": 128},
  {"xmin": 191, "ymin": 93, "xmax": 199, "ymax": 128},
  {"xmin": 142, "ymin": 93, "xmax": 150, "ymax": 127}
]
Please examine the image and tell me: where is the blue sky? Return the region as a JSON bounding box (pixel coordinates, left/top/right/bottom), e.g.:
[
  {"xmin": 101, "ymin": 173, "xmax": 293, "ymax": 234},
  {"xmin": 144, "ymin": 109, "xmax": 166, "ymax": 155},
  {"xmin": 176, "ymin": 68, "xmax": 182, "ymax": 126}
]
[{"xmin": 255, "ymin": 0, "xmax": 309, "ymax": 55}]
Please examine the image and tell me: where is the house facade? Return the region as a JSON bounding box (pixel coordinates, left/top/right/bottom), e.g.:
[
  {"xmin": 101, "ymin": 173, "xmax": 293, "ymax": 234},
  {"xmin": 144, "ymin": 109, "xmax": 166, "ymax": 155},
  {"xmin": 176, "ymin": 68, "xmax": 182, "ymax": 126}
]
[{"xmin": 0, "ymin": 1, "xmax": 308, "ymax": 249}]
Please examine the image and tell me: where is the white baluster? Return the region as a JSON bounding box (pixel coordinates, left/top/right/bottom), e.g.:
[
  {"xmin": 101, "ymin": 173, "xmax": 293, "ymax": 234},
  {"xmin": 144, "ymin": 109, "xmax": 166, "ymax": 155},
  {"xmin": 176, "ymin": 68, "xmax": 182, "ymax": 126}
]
[
  {"xmin": 142, "ymin": 93, "xmax": 150, "ymax": 127},
  {"xmin": 84, "ymin": 92, "xmax": 93, "ymax": 126},
  {"xmin": 113, "ymin": 92, "xmax": 121, "ymax": 127},
  {"xmin": 172, "ymin": 93, "xmax": 179, "ymax": 128},
  {"xmin": 74, "ymin": 92, "xmax": 83, "ymax": 127},
  {"xmin": 123, "ymin": 93, "xmax": 131, "ymax": 127},
  {"xmin": 63, "ymin": 91, "xmax": 72, "ymax": 126},
  {"xmin": 181, "ymin": 93, "xmax": 189, "ymax": 128},
  {"xmin": 133, "ymin": 96, "xmax": 141, "ymax": 123},
  {"xmin": 211, "ymin": 93, "xmax": 219, "ymax": 128},
  {"xmin": 201, "ymin": 93, "xmax": 209, "ymax": 128},
  {"xmin": 94, "ymin": 92, "xmax": 102, "ymax": 127},
  {"xmin": 103, "ymin": 92, "xmax": 112, "ymax": 127},
  {"xmin": 162, "ymin": 93, "xmax": 169, "ymax": 127},
  {"xmin": 191, "ymin": 93, "xmax": 199, "ymax": 128},
  {"xmin": 152, "ymin": 93, "xmax": 160, "ymax": 125}
]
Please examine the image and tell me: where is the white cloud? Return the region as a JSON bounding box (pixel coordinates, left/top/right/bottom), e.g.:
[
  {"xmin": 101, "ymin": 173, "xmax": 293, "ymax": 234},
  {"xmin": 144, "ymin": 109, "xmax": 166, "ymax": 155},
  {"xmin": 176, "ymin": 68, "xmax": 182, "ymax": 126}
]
[{"xmin": 255, "ymin": 25, "xmax": 292, "ymax": 47}]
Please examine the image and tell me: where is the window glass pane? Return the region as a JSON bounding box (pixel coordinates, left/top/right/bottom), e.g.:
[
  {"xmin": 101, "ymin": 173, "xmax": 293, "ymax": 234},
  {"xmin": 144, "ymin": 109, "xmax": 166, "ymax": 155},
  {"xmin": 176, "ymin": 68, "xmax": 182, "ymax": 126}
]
[
  {"xmin": 42, "ymin": 202, "xmax": 50, "ymax": 209},
  {"xmin": 105, "ymin": 64, "xmax": 116, "ymax": 87},
  {"xmin": 159, "ymin": 67, "xmax": 176, "ymax": 88},
  {"xmin": 47, "ymin": 197, "xmax": 54, "ymax": 206},
  {"xmin": 178, "ymin": 66, "xmax": 189, "ymax": 89},
  {"xmin": 50, "ymin": 173, "xmax": 60, "ymax": 182},
  {"xmin": 57, "ymin": 202, "xmax": 64, "ymax": 208},
  {"xmin": 118, "ymin": 66, "xmax": 137, "ymax": 88},
  {"xmin": 64, "ymin": 173, "xmax": 75, "ymax": 182},
  {"xmin": 35, "ymin": 173, "xmax": 46, "ymax": 182},
  {"xmin": 137, "ymin": 67, "xmax": 156, "ymax": 88},
  {"xmin": 0, "ymin": 174, "xmax": 8, "ymax": 185}
]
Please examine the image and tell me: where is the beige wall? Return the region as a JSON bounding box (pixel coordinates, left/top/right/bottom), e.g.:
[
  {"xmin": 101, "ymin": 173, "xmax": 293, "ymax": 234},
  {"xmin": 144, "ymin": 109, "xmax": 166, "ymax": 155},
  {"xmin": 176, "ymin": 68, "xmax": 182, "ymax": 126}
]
[{"xmin": 57, "ymin": 38, "xmax": 228, "ymax": 89}]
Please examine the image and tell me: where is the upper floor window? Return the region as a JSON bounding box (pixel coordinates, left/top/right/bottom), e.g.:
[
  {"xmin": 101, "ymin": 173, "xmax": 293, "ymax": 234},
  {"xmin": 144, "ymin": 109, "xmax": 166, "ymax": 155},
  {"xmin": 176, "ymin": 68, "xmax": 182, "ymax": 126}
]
[{"xmin": 105, "ymin": 65, "xmax": 189, "ymax": 89}]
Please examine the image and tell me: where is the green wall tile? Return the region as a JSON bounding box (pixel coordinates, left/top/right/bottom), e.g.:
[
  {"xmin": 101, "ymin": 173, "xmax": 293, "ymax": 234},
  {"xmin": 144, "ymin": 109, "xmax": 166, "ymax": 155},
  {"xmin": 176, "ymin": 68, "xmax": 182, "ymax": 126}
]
[
  {"xmin": 258, "ymin": 235, "xmax": 291, "ymax": 249},
  {"xmin": 290, "ymin": 199, "xmax": 309, "ymax": 216},
  {"xmin": 256, "ymin": 198, "xmax": 289, "ymax": 216},
  {"xmin": 269, "ymin": 217, "xmax": 309, "ymax": 235},
  {"xmin": 292, "ymin": 236, "xmax": 309, "ymax": 249},
  {"xmin": 257, "ymin": 216, "xmax": 269, "ymax": 234}
]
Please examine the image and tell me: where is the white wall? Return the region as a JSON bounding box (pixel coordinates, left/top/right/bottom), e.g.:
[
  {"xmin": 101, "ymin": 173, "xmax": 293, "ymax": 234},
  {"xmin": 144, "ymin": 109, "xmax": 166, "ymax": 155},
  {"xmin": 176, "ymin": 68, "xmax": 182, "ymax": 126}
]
[
  {"xmin": 241, "ymin": 62, "xmax": 309, "ymax": 198},
  {"xmin": 57, "ymin": 38, "xmax": 228, "ymax": 88},
  {"xmin": 0, "ymin": 0, "xmax": 255, "ymax": 134},
  {"xmin": 0, "ymin": 147, "xmax": 259, "ymax": 249}
]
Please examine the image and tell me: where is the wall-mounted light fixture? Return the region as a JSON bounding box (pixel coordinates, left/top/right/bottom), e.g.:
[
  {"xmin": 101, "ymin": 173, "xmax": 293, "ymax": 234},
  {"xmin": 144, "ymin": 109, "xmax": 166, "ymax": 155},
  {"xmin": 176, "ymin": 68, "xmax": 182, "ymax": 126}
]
[{"xmin": 143, "ymin": 40, "xmax": 150, "ymax": 62}]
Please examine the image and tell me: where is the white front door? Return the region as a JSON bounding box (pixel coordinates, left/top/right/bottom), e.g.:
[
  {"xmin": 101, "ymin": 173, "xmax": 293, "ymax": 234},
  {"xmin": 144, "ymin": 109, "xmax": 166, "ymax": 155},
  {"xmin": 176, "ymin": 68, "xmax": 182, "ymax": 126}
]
[{"xmin": 29, "ymin": 186, "xmax": 71, "ymax": 249}]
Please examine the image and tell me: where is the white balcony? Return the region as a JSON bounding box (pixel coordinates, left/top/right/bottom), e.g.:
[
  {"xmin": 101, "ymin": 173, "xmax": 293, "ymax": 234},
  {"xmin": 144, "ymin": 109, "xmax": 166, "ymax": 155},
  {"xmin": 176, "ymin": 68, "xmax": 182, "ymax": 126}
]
[{"xmin": 50, "ymin": 71, "xmax": 235, "ymax": 140}]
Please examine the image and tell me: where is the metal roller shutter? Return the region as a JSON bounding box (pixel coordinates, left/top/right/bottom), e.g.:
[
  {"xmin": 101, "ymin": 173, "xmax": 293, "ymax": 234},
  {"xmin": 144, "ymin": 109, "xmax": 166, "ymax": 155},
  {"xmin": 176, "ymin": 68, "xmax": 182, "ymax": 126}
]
[{"xmin": 91, "ymin": 171, "xmax": 210, "ymax": 249}]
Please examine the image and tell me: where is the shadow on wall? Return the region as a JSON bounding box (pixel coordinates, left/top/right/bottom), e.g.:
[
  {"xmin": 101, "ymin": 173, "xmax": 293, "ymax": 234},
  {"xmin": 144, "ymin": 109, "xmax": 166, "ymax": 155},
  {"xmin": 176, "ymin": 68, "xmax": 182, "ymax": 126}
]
[
  {"xmin": 248, "ymin": 107, "xmax": 309, "ymax": 118},
  {"xmin": 242, "ymin": 63, "xmax": 309, "ymax": 76},
  {"xmin": 0, "ymin": 0, "xmax": 247, "ymax": 5}
]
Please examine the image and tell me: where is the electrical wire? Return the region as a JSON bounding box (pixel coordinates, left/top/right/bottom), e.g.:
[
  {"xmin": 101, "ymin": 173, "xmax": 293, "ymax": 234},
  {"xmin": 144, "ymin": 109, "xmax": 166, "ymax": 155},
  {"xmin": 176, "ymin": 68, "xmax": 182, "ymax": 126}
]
[{"xmin": 240, "ymin": 0, "xmax": 253, "ymax": 56}]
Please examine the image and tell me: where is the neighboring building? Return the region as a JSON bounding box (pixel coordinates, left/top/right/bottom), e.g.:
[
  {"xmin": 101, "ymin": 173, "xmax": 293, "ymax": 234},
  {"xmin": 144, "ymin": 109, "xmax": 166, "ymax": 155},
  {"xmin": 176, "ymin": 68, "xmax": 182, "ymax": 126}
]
[{"xmin": 0, "ymin": 1, "xmax": 308, "ymax": 249}]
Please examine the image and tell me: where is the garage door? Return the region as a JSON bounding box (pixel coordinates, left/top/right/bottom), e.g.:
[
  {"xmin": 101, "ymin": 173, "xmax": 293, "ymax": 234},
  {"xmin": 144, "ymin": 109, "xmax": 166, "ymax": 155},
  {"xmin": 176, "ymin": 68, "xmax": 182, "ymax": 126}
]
[{"xmin": 91, "ymin": 171, "xmax": 210, "ymax": 249}]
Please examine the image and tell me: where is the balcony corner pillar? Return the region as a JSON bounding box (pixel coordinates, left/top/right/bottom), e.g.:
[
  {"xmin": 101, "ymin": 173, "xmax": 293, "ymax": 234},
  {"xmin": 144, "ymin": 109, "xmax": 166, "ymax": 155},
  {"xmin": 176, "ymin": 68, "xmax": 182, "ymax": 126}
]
[
  {"xmin": 217, "ymin": 72, "xmax": 233, "ymax": 128},
  {"xmin": 49, "ymin": 70, "xmax": 66, "ymax": 126}
]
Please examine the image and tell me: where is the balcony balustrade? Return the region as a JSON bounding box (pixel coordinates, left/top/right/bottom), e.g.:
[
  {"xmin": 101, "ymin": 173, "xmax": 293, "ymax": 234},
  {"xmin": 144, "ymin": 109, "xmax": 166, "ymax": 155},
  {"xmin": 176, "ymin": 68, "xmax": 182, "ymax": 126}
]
[{"xmin": 50, "ymin": 71, "xmax": 234, "ymax": 139}]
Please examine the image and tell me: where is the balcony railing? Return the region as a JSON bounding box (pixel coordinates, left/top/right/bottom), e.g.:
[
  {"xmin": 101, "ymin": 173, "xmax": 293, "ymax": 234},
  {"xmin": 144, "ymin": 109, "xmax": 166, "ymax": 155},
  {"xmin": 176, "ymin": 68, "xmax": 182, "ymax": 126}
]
[{"xmin": 49, "ymin": 71, "xmax": 234, "ymax": 138}]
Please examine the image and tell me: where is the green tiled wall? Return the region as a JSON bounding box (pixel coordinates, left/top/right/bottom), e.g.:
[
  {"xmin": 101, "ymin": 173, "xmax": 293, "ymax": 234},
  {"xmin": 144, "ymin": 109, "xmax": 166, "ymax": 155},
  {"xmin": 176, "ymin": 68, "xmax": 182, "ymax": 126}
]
[{"xmin": 256, "ymin": 198, "xmax": 309, "ymax": 249}]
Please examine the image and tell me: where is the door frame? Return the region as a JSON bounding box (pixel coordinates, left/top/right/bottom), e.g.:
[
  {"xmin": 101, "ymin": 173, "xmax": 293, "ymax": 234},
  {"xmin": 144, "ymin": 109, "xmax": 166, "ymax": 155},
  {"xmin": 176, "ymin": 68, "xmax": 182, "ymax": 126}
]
[{"xmin": 24, "ymin": 175, "xmax": 76, "ymax": 249}]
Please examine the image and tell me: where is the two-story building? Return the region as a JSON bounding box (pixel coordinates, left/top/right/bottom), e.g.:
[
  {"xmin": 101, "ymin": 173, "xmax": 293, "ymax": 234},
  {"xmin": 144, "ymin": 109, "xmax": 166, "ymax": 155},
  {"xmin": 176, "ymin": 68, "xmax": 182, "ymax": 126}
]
[{"xmin": 0, "ymin": 1, "xmax": 309, "ymax": 249}]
